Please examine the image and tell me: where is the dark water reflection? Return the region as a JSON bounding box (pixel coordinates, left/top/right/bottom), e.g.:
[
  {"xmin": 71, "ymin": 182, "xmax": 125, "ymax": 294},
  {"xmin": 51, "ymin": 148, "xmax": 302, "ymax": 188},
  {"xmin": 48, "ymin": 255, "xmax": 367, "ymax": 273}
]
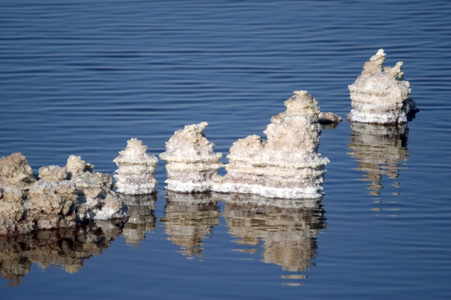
[
  {"xmin": 119, "ymin": 194, "xmax": 157, "ymax": 246},
  {"xmin": 221, "ymin": 194, "xmax": 325, "ymax": 273},
  {"xmin": 161, "ymin": 192, "xmax": 220, "ymax": 258},
  {"xmin": 0, "ymin": 220, "xmax": 124, "ymax": 287},
  {"xmin": 348, "ymin": 123, "xmax": 409, "ymax": 196}
]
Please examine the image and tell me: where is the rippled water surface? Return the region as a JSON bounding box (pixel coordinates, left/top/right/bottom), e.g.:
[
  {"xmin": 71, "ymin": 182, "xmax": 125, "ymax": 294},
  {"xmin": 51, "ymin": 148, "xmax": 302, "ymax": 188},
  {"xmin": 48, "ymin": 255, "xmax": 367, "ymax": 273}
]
[{"xmin": 1, "ymin": 1, "xmax": 451, "ymax": 299}]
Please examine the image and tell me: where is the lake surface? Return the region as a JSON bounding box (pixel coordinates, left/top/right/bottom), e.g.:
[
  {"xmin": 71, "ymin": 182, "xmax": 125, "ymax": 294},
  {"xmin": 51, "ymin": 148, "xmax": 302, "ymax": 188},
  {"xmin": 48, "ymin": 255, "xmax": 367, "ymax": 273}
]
[{"xmin": 1, "ymin": 0, "xmax": 451, "ymax": 299}]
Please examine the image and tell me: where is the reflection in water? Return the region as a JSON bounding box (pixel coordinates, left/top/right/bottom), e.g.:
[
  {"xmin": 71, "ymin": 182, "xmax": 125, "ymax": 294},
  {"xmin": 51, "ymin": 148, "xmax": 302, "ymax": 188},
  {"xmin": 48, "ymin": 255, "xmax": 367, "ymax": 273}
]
[
  {"xmin": 347, "ymin": 123, "xmax": 409, "ymax": 211},
  {"xmin": 119, "ymin": 194, "xmax": 157, "ymax": 246},
  {"xmin": 221, "ymin": 194, "xmax": 326, "ymax": 280},
  {"xmin": 0, "ymin": 220, "xmax": 124, "ymax": 286},
  {"xmin": 161, "ymin": 192, "xmax": 219, "ymax": 258}
]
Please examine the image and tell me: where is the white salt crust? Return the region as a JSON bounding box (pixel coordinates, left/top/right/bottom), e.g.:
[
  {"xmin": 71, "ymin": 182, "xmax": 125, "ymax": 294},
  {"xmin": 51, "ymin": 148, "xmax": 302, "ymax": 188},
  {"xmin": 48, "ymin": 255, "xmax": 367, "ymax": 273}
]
[
  {"xmin": 348, "ymin": 49, "xmax": 416, "ymax": 124},
  {"xmin": 113, "ymin": 138, "xmax": 158, "ymax": 195},
  {"xmin": 158, "ymin": 91, "xmax": 329, "ymax": 199},
  {"xmin": 159, "ymin": 122, "xmax": 223, "ymax": 193}
]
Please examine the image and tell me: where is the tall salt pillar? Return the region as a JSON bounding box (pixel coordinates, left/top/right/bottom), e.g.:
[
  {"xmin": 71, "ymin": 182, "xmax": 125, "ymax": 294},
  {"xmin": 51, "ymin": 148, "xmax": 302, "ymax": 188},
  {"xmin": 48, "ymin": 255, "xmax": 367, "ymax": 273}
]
[
  {"xmin": 114, "ymin": 138, "xmax": 158, "ymax": 194},
  {"xmin": 159, "ymin": 122, "xmax": 222, "ymax": 193}
]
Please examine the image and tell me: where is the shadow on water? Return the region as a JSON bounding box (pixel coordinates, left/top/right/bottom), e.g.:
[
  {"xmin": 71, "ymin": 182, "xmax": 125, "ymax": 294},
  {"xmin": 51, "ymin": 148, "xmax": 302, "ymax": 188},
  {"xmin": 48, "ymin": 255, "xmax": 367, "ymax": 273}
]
[
  {"xmin": 0, "ymin": 220, "xmax": 124, "ymax": 287},
  {"xmin": 347, "ymin": 122, "xmax": 410, "ymax": 213}
]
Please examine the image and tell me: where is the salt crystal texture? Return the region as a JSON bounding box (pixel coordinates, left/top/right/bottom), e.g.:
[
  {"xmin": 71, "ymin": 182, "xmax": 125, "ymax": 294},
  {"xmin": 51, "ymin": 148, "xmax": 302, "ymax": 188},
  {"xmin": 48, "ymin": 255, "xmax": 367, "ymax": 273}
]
[
  {"xmin": 113, "ymin": 138, "xmax": 158, "ymax": 195},
  {"xmin": 0, "ymin": 153, "xmax": 128, "ymax": 235},
  {"xmin": 159, "ymin": 122, "xmax": 222, "ymax": 192},
  {"xmin": 213, "ymin": 91, "xmax": 329, "ymax": 199},
  {"xmin": 348, "ymin": 49, "xmax": 417, "ymax": 124}
]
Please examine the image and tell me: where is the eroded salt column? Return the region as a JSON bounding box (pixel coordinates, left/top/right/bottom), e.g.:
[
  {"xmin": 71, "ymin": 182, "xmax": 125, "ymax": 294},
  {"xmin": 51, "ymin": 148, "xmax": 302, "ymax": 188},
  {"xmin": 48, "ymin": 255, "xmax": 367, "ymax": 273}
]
[
  {"xmin": 214, "ymin": 91, "xmax": 329, "ymax": 199},
  {"xmin": 348, "ymin": 49, "xmax": 417, "ymax": 124},
  {"xmin": 113, "ymin": 138, "xmax": 158, "ymax": 195},
  {"xmin": 159, "ymin": 122, "xmax": 222, "ymax": 192}
]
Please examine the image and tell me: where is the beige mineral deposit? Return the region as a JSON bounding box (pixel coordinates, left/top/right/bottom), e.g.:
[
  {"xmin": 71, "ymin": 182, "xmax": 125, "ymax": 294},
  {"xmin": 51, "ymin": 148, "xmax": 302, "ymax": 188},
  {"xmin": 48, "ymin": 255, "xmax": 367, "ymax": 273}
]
[
  {"xmin": 113, "ymin": 138, "xmax": 158, "ymax": 195},
  {"xmin": 159, "ymin": 122, "xmax": 222, "ymax": 193},
  {"xmin": 0, "ymin": 153, "xmax": 128, "ymax": 235},
  {"xmin": 348, "ymin": 49, "xmax": 418, "ymax": 124},
  {"xmin": 213, "ymin": 91, "xmax": 329, "ymax": 199}
]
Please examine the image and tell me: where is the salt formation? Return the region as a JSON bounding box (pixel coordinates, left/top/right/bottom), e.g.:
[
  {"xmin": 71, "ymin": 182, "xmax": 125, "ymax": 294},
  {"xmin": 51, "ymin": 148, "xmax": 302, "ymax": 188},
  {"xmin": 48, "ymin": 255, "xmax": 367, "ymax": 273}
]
[
  {"xmin": 348, "ymin": 49, "xmax": 418, "ymax": 124},
  {"xmin": 113, "ymin": 138, "xmax": 158, "ymax": 195},
  {"xmin": 214, "ymin": 91, "xmax": 329, "ymax": 199},
  {"xmin": 159, "ymin": 122, "xmax": 222, "ymax": 192},
  {"xmin": 0, "ymin": 153, "xmax": 128, "ymax": 235}
]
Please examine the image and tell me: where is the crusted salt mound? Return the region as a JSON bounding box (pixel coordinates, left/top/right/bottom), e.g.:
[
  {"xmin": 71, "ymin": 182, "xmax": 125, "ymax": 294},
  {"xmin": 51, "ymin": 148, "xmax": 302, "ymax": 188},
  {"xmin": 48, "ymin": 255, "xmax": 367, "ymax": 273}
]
[
  {"xmin": 0, "ymin": 153, "xmax": 35, "ymax": 189},
  {"xmin": 113, "ymin": 138, "xmax": 158, "ymax": 195},
  {"xmin": 159, "ymin": 122, "xmax": 222, "ymax": 193},
  {"xmin": 214, "ymin": 91, "xmax": 329, "ymax": 199},
  {"xmin": 0, "ymin": 153, "xmax": 128, "ymax": 235},
  {"xmin": 348, "ymin": 49, "xmax": 417, "ymax": 124}
]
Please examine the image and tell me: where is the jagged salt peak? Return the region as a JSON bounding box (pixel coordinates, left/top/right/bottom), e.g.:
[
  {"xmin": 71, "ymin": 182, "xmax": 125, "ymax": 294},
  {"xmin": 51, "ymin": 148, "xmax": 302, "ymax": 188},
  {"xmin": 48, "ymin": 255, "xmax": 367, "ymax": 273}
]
[
  {"xmin": 348, "ymin": 49, "xmax": 415, "ymax": 124},
  {"xmin": 160, "ymin": 122, "xmax": 222, "ymax": 163},
  {"xmin": 213, "ymin": 90, "xmax": 329, "ymax": 199},
  {"xmin": 271, "ymin": 90, "xmax": 321, "ymax": 123},
  {"xmin": 159, "ymin": 122, "xmax": 222, "ymax": 193}
]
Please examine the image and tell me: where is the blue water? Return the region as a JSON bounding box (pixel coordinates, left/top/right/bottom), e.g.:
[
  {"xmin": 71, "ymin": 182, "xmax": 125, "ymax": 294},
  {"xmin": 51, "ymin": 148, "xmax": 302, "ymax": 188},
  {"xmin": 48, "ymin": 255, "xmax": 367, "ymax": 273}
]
[{"xmin": 1, "ymin": 0, "xmax": 451, "ymax": 299}]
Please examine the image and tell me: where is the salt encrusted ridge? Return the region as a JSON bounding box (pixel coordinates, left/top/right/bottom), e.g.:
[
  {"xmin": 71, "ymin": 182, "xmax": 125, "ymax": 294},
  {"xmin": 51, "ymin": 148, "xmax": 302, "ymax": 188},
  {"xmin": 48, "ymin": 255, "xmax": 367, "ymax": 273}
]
[
  {"xmin": 157, "ymin": 91, "xmax": 329, "ymax": 198},
  {"xmin": 113, "ymin": 138, "xmax": 158, "ymax": 195},
  {"xmin": 0, "ymin": 153, "xmax": 128, "ymax": 235},
  {"xmin": 159, "ymin": 122, "xmax": 223, "ymax": 192},
  {"xmin": 348, "ymin": 49, "xmax": 417, "ymax": 124}
]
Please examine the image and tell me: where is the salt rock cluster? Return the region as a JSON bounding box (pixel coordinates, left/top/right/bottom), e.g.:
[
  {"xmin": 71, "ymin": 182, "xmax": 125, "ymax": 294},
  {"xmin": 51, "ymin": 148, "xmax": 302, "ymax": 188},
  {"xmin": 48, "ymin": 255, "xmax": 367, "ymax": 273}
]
[
  {"xmin": 159, "ymin": 122, "xmax": 223, "ymax": 193},
  {"xmin": 214, "ymin": 90, "xmax": 330, "ymax": 199},
  {"xmin": 113, "ymin": 138, "xmax": 158, "ymax": 195},
  {"xmin": 348, "ymin": 49, "xmax": 417, "ymax": 124},
  {"xmin": 0, "ymin": 153, "xmax": 128, "ymax": 235}
]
